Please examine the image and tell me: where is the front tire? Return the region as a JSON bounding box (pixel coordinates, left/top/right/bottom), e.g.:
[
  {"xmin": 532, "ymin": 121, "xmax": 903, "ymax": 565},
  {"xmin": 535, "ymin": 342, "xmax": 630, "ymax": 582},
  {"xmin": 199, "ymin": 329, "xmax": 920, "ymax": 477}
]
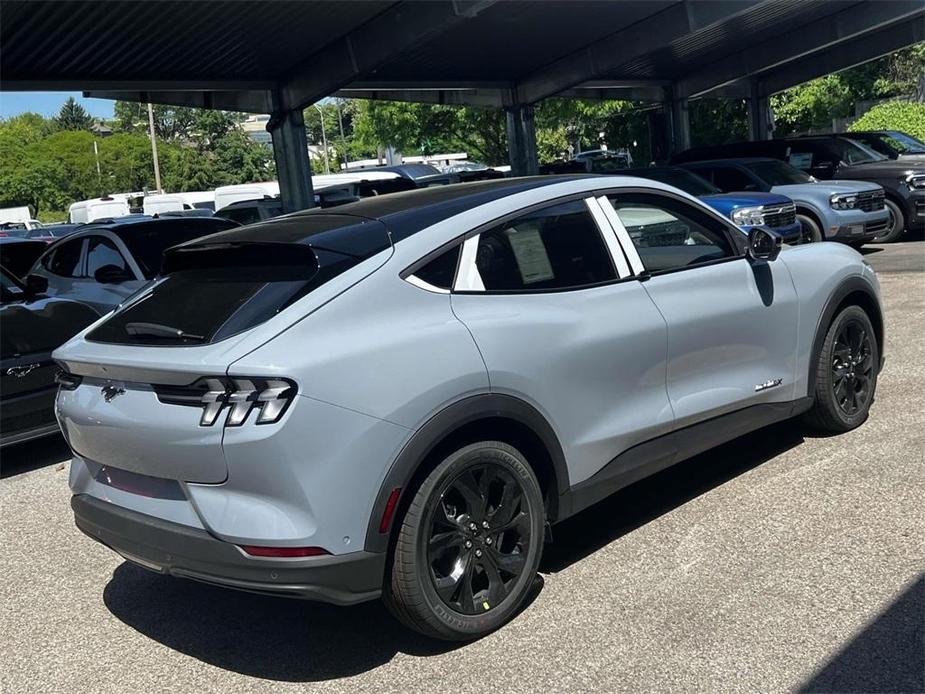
[
  {"xmin": 803, "ymin": 306, "xmax": 878, "ymax": 432},
  {"xmin": 872, "ymin": 198, "xmax": 905, "ymax": 243},
  {"xmin": 797, "ymin": 213, "xmax": 823, "ymax": 243},
  {"xmin": 385, "ymin": 441, "xmax": 544, "ymax": 641}
]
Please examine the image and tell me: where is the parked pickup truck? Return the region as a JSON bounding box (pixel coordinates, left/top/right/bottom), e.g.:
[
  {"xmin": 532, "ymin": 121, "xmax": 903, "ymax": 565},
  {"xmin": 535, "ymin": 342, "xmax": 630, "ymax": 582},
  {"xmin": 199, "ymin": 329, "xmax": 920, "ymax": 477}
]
[
  {"xmin": 614, "ymin": 167, "xmax": 803, "ymax": 243},
  {"xmin": 678, "ymin": 158, "xmax": 889, "ymax": 247}
]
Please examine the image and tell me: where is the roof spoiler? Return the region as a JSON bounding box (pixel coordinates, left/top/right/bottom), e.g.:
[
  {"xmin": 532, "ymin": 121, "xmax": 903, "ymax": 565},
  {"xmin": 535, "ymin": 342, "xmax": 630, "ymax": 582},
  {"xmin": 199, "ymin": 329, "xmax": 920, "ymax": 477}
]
[{"xmin": 161, "ymin": 241, "xmax": 319, "ymax": 280}]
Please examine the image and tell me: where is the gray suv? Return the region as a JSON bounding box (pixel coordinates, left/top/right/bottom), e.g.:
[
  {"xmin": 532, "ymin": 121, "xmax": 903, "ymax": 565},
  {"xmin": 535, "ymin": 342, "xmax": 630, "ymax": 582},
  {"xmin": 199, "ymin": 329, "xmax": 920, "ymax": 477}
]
[{"xmin": 56, "ymin": 176, "xmax": 883, "ymax": 640}]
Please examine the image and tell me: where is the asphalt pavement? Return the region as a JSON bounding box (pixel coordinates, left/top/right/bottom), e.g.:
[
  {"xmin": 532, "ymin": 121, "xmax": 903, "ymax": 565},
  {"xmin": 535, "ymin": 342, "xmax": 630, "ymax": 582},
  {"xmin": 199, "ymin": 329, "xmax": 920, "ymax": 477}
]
[{"xmin": 2, "ymin": 238, "xmax": 923, "ymax": 694}]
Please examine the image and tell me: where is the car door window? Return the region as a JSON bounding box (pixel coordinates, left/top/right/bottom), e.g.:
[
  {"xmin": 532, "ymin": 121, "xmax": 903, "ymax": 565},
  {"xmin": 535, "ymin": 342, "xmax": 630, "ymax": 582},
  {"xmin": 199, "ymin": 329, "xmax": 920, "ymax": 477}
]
[
  {"xmin": 470, "ymin": 199, "xmax": 616, "ymax": 291},
  {"xmin": 42, "ymin": 239, "xmax": 84, "ymax": 277},
  {"xmin": 606, "ymin": 193, "xmax": 736, "ymax": 274},
  {"xmin": 86, "ymin": 236, "xmax": 130, "ymax": 278}
]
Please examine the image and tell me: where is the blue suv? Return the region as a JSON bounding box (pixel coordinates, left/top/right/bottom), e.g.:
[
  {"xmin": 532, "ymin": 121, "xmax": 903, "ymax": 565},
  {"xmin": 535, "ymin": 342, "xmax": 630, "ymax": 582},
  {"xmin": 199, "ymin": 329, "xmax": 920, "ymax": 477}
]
[{"xmin": 616, "ymin": 167, "xmax": 803, "ymax": 243}]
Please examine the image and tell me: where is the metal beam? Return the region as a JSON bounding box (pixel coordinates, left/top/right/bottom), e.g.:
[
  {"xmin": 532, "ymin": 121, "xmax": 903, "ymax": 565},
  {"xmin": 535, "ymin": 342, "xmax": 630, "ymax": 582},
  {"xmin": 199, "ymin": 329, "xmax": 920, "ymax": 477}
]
[
  {"xmin": 559, "ymin": 85, "xmax": 668, "ymax": 103},
  {"xmin": 747, "ymin": 80, "xmax": 772, "ymax": 141},
  {"xmin": 679, "ymin": 0, "xmax": 925, "ymax": 98},
  {"xmin": 756, "ymin": 17, "xmax": 925, "ymax": 97},
  {"xmin": 282, "ymin": 0, "xmax": 497, "ymax": 111},
  {"xmin": 85, "ymin": 89, "xmax": 273, "ymax": 114},
  {"xmin": 513, "ymin": 0, "xmax": 760, "ymax": 104},
  {"xmin": 668, "ymin": 88, "xmax": 691, "ymax": 154},
  {"xmin": 7, "ymin": 79, "xmax": 276, "ymax": 92},
  {"xmin": 335, "ymin": 88, "xmax": 506, "ymax": 108}
]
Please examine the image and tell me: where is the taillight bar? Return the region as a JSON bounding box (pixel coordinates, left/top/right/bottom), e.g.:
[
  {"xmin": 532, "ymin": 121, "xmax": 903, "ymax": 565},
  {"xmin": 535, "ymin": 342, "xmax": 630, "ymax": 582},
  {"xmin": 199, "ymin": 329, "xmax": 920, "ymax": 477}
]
[
  {"xmin": 239, "ymin": 545, "xmax": 329, "ymax": 558},
  {"xmin": 155, "ymin": 376, "xmax": 297, "ymax": 427}
]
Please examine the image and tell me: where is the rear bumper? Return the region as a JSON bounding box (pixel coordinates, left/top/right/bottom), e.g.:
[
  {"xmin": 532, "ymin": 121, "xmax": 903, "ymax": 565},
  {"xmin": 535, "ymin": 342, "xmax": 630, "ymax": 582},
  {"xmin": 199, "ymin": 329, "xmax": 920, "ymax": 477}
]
[{"xmin": 72, "ymin": 494, "xmax": 385, "ymax": 605}]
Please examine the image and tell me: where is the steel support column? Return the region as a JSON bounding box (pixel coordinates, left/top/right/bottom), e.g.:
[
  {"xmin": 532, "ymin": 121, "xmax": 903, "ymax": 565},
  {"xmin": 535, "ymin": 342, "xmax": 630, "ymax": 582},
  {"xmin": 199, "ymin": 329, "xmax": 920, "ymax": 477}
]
[
  {"xmin": 267, "ymin": 108, "xmax": 314, "ymax": 213},
  {"xmin": 668, "ymin": 90, "xmax": 691, "ymax": 155},
  {"xmin": 506, "ymin": 103, "xmax": 538, "ymax": 177},
  {"xmin": 747, "ymin": 80, "xmax": 772, "ymax": 141}
]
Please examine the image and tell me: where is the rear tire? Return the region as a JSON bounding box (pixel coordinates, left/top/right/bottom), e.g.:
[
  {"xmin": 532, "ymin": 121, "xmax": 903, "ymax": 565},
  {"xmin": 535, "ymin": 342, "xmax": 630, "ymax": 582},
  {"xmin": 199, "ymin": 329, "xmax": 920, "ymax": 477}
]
[
  {"xmin": 802, "ymin": 305, "xmax": 878, "ymax": 432},
  {"xmin": 872, "ymin": 198, "xmax": 905, "ymax": 243},
  {"xmin": 385, "ymin": 441, "xmax": 545, "ymax": 641},
  {"xmin": 797, "ymin": 213, "xmax": 823, "ymax": 243}
]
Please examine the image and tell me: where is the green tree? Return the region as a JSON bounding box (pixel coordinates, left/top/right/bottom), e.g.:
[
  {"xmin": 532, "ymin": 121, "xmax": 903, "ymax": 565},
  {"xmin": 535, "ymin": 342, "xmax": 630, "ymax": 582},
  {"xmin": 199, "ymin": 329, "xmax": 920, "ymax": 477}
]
[
  {"xmin": 55, "ymin": 96, "xmax": 94, "ymax": 131},
  {"xmin": 848, "ymin": 101, "xmax": 925, "ymax": 142}
]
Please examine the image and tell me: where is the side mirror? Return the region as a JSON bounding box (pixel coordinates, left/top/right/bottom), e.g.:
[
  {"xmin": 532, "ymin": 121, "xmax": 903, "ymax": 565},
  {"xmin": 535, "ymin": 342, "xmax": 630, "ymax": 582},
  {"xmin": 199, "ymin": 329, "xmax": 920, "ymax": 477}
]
[
  {"xmin": 25, "ymin": 274, "xmax": 48, "ymax": 295},
  {"xmin": 93, "ymin": 264, "xmax": 132, "ymax": 284},
  {"xmin": 747, "ymin": 227, "xmax": 782, "ymax": 262}
]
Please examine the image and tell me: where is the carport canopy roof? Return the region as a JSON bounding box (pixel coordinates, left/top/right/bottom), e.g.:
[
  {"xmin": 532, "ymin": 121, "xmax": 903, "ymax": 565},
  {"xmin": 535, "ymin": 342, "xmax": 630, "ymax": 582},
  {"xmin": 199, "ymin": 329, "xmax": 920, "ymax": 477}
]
[{"xmin": 2, "ymin": 0, "xmax": 923, "ymax": 112}]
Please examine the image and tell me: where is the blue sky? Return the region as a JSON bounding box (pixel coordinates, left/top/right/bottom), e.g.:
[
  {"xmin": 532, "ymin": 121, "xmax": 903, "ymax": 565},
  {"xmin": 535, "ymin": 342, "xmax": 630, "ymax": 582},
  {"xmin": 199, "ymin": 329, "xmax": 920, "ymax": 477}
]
[{"xmin": 1, "ymin": 92, "xmax": 115, "ymax": 119}]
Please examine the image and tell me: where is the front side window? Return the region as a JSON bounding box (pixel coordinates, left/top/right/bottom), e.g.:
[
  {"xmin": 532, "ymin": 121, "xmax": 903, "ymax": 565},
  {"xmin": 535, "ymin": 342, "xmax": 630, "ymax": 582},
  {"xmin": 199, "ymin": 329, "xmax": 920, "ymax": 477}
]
[
  {"xmin": 42, "ymin": 239, "xmax": 84, "ymax": 277},
  {"xmin": 606, "ymin": 193, "xmax": 736, "ymax": 274},
  {"xmin": 472, "ymin": 199, "xmax": 616, "ymax": 292},
  {"xmin": 86, "ymin": 237, "xmax": 129, "ymax": 278}
]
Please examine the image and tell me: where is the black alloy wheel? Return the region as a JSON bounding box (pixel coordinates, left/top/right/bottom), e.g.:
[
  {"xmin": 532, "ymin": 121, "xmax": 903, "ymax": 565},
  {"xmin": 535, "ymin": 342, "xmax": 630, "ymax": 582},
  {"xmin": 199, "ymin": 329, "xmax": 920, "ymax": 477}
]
[
  {"xmin": 385, "ymin": 441, "xmax": 544, "ymax": 640},
  {"xmin": 831, "ymin": 319, "xmax": 874, "ymax": 416},
  {"xmin": 426, "ymin": 464, "xmax": 532, "ymax": 615},
  {"xmin": 803, "ymin": 305, "xmax": 879, "ymax": 432}
]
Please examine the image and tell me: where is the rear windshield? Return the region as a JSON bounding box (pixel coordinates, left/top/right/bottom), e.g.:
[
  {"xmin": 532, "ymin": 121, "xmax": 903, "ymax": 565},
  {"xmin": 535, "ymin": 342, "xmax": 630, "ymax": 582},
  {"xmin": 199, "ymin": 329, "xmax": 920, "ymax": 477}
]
[
  {"xmin": 87, "ymin": 216, "xmax": 390, "ymax": 346},
  {"xmin": 745, "ymin": 160, "xmax": 813, "ymax": 186},
  {"xmin": 115, "ymin": 218, "xmax": 240, "ymax": 278}
]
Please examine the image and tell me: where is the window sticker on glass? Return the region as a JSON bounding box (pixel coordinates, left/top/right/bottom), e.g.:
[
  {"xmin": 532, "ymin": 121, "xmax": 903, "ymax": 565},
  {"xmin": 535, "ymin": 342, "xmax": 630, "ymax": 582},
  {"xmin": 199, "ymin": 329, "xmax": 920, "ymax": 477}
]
[
  {"xmin": 505, "ymin": 227, "xmax": 554, "ymax": 284},
  {"xmin": 788, "ymin": 152, "xmax": 813, "ymax": 169}
]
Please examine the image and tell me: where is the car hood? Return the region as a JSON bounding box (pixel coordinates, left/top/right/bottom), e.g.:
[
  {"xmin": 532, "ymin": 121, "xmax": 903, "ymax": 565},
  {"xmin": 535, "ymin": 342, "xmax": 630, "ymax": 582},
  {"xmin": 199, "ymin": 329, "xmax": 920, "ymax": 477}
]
[
  {"xmin": 837, "ymin": 160, "xmax": 925, "ymax": 177},
  {"xmin": 699, "ymin": 192, "xmax": 792, "ymax": 213},
  {"xmin": 771, "ymin": 181, "xmax": 882, "ymax": 196}
]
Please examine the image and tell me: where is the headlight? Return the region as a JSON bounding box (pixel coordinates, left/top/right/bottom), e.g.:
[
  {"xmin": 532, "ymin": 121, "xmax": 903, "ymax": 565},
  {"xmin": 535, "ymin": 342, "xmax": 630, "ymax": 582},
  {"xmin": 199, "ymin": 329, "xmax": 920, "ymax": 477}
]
[
  {"xmin": 731, "ymin": 206, "xmax": 765, "ymax": 226},
  {"xmin": 155, "ymin": 376, "xmax": 297, "ymax": 427},
  {"xmin": 905, "ymin": 173, "xmax": 925, "ymax": 190},
  {"xmin": 830, "ymin": 193, "xmax": 858, "ymax": 210}
]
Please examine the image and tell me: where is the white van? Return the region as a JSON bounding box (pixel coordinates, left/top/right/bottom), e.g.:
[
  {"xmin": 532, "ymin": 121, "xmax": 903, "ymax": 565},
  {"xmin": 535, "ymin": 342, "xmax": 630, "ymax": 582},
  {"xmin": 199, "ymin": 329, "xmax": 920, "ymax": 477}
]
[
  {"xmin": 213, "ymin": 182, "xmax": 280, "ymax": 213},
  {"xmin": 68, "ymin": 197, "xmax": 131, "ymax": 224},
  {"xmin": 143, "ymin": 191, "xmax": 216, "ymax": 216}
]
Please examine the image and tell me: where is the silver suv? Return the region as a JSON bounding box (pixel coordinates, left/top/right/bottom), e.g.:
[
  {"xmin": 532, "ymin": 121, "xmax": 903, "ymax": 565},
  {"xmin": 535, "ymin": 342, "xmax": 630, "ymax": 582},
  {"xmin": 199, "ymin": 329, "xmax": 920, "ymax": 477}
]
[{"xmin": 56, "ymin": 176, "xmax": 883, "ymax": 640}]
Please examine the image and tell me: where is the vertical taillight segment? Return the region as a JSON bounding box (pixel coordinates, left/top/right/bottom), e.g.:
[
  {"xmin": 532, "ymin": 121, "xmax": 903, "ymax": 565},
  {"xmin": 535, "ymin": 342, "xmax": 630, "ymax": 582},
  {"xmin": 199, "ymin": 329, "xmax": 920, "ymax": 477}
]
[{"xmin": 155, "ymin": 377, "xmax": 297, "ymax": 427}]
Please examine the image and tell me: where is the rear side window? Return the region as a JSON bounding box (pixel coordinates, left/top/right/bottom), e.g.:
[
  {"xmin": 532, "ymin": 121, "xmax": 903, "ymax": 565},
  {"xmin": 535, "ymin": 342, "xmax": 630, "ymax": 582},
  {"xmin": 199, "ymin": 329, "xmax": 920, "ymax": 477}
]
[
  {"xmin": 411, "ymin": 246, "xmax": 460, "ymax": 290},
  {"xmin": 473, "ymin": 199, "xmax": 616, "ymax": 292},
  {"xmin": 705, "ymin": 166, "xmax": 757, "ymax": 192},
  {"xmin": 86, "ymin": 237, "xmax": 129, "ymax": 277},
  {"xmin": 43, "ymin": 239, "xmax": 84, "ymax": 277}
]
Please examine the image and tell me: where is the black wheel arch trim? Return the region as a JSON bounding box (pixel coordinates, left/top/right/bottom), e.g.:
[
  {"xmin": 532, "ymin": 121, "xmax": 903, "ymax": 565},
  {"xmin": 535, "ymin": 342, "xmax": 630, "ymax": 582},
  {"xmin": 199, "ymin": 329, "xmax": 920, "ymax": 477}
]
[
  {"xmin": 808, "ymin": 274, "xmax": 884, "ymax": 395},
  {"xmin": 363, "ymin": 393, "xmax": 570, "ymax": 553}
]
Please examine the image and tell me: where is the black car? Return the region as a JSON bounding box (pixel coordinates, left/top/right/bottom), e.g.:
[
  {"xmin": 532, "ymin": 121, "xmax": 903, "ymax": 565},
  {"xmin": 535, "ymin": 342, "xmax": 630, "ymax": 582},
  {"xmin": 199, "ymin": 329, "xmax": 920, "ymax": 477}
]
[
  {"xmin": 0, "ymin": 267, "xmax": 100, "ymax": 447},
  {"xmin": 0, "ymin": 238, "xmax": 48, "ymax": 279},
  {"xmin": 674, "ymin": 135, "xmax": 925, "ymax": 243},
  {"xmin": 841, "ymin": 130, "xmax": 925, "ymax": 163}
]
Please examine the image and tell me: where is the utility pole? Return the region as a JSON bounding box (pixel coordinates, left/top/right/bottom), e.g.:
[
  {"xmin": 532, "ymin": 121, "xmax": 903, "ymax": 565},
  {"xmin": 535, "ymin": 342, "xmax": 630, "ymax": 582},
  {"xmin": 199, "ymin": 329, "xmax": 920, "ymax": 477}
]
[
  {"xmin": 93, "ymin": 140, "xmax": 103, "ymax": 195},
  {"xmin": 314, "ymin": 103, "xmax": 330, "ymax": 174},
  {"xmin": 336, "ymin": 99, "xmax": 349, "ymax": 170},
  {"xmin": 147, "ymin": 102, "xmax": 162, "ymax": 193}
]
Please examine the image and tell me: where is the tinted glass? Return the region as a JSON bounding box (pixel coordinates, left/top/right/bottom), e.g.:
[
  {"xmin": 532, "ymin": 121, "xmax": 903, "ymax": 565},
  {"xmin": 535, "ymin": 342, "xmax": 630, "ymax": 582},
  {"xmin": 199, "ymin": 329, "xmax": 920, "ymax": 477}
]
[
  {"xmin": 474, "ymin": 199, "xmax": 615, "ymax": 291},
  {"xmin": 220, "ymin": 205, "xmax": 270, "ymax": 225},
  {"xmin": 86, "ymin": 237, "xmax": 129, "ymax": 277},
  {"xmin": 116, "ymin": 219, "xmax": 238, "ymax": 278},
  {"xmin": 43, "ymin": 239, "xmax": 83, "ymax": 277},
  {"xmin": 607, "ymin": 193, "xmax": 735, "ymax": 273},
  {"xmin": 706, "ymin": 166, "xmax": 756, "ymax": 192},
  {"xmin": 413, "ymin": 245, "xmax": 460, "ymax": 290},
  {"xmin": 744, "ymin": 160, "xmax": 813, "ymax": 186},
  {"xmin": 883, "ymin": 131, "xmax": 925, "ymax": 152},
  {"xmin": 630, "ymin": 168, "xmax": 719, "ymax": 195}
]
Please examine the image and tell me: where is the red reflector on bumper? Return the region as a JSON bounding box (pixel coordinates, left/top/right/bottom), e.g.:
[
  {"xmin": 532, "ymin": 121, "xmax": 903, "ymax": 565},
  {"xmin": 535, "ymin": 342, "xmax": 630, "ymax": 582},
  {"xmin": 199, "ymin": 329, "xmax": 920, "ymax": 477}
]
[
  {"xmin": 379, "ymin": 487, "xmax": 402, "ymax": 534},
  {"xmin": 239, "ymin": 545, "xmax": 329, "ymax": 558}
]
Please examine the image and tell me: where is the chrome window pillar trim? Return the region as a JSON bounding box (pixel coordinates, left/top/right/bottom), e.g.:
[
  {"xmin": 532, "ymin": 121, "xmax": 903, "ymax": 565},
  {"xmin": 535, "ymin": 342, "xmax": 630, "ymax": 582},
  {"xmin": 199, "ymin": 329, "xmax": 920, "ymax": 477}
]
[
  {"xmin": 595, "ymin": 196, "xmax": 646, "ymax": 276},
  {"xmin": 584, "ymin": 197, "xmax": 631, "ymax": 279},
  {"xmin": 454, "ymin": 234, "xmax": 485, "ymax": 292},
  {"xmin": 406, "ymin": 274, "xmax": 450, "ymax": 294}
]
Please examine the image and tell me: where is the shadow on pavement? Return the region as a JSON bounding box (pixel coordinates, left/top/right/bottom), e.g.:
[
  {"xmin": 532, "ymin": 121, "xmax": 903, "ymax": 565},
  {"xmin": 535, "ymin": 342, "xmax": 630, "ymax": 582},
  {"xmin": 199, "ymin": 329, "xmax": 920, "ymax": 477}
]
[
  {"xmin": 800, "ymin": 575, "xmax": 924, "ymax": 693},
  {"xmin": 541, "ymin": 420, "xmax": 805, "ymax": 572},
  {"xmin": 1, "ymin": 433, "xmax": 70, "ymax": 479}
]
